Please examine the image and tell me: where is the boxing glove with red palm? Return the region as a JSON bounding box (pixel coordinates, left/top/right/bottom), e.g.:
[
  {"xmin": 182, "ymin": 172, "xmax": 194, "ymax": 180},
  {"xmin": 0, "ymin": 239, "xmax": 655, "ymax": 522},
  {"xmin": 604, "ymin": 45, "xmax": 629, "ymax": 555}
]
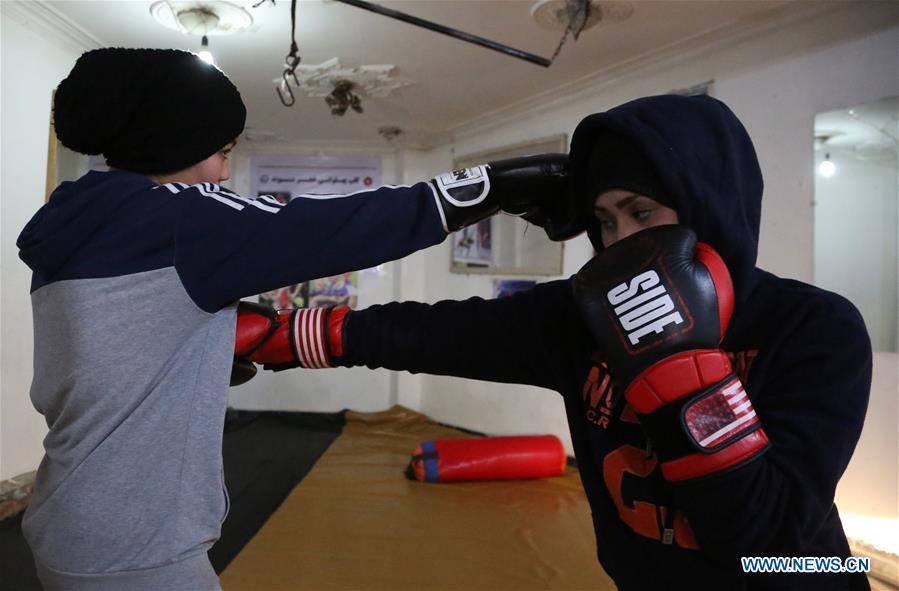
[
  {"xmin": 230, "ymin": 302, "xmax": 350, "ymax": 386},
  {"xmin": 573, "ymin": 225, "xmax": 768, "ymax": 482}
]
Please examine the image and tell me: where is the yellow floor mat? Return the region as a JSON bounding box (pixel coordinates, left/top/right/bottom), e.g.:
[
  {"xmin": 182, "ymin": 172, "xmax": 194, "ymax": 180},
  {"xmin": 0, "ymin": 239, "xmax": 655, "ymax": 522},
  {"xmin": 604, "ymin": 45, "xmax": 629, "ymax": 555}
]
[{"xmin": 221, "ymin": 406, "xmax": 615, "ymax": 590}]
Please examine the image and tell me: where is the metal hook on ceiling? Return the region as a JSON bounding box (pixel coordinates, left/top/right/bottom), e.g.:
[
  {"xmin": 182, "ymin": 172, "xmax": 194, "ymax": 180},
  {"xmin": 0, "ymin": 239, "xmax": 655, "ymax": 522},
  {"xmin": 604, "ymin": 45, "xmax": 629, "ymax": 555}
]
[
  {"xmin": 275, "ymin": 0, "xmax": 302, "ymax": 107},
  {"xmin": 277, "ymin": 70, "xmax": 297, "ymax": 107}
]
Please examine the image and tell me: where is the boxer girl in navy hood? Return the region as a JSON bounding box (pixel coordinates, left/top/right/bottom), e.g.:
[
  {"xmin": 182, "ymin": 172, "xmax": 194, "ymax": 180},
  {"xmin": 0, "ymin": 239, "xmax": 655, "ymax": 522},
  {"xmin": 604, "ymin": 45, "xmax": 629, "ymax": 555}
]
[{"xmin": 259, "ymin": 94, "xmax": 873, "ymax": 590}]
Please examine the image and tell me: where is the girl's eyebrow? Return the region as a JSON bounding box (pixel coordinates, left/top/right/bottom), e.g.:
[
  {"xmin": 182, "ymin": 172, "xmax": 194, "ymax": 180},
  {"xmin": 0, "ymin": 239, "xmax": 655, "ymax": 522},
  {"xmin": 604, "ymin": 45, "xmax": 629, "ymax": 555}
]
[
  {"xmin": 594, "ymin": 194, "xmax": 640, "ymax": 213},
  {"xmin": 613, "ymin": 195, "xmax": 639, "ymax": 209}
]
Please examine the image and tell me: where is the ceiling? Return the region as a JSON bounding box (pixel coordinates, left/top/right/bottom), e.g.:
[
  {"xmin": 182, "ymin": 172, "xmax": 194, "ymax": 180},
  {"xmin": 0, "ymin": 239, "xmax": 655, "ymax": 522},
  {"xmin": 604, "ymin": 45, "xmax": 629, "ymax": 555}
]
[{"xmin": 39, "ymin": 0, "xmax": 884, "ymax": 149}]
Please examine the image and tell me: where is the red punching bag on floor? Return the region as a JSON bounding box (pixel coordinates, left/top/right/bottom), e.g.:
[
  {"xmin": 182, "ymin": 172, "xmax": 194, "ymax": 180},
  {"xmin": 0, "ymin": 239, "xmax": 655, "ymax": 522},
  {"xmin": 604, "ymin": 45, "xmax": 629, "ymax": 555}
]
[{"xmin": 408, "ymin": 435, "xmax": 567, "ymax": 483}]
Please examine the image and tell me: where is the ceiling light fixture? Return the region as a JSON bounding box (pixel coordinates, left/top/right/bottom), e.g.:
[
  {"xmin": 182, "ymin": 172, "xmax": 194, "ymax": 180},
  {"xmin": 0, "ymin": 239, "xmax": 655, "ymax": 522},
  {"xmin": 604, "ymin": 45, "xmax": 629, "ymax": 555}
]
[
  {"xmin": 198, "ymin": 35, "xmax": 214, "ymax": 65},
  {"xmin": 530, "ymin": 0, "xmax": 634, "ymax": 33},
  {"xmin": 150, "ymin": 1, "xmax": 253, "ymax": 60},
  {"xmin": 325, "ymin": 80, "xmax": 364, "ymax": 116}
]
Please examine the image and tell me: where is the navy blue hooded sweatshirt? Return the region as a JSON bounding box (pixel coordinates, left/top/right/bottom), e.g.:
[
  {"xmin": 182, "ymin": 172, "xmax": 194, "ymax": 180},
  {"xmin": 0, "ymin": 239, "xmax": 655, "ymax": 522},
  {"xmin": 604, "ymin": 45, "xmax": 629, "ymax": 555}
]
[
  {"xmin": 337, "ymin": 96, "xmax": 873, "ymax": 590},
  {"xmin": 16, "ymin": 174, "xmax": 445, "ymax": 588}
]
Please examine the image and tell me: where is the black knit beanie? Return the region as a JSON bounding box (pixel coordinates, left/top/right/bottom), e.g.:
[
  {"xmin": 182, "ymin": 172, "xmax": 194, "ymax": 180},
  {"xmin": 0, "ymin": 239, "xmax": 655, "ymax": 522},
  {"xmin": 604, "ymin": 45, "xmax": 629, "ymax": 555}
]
[{"xmin": 53, "ymin": 47, "xmax": 246, "ymax": 175}]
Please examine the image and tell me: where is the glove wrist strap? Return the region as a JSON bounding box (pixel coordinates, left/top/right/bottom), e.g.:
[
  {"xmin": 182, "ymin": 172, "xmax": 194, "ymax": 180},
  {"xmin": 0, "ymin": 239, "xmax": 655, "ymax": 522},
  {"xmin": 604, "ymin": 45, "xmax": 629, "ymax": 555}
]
[
  {"xmin": 627, "ymin": 350, "xmax": 768, "ymax": 482},
  {"xmin": 430, "ymin": 165, "xmax": 497, "ymax": 233},
  {"xmin": 289, "ymin": 306, "xmax": 351, "ymax": 369}
]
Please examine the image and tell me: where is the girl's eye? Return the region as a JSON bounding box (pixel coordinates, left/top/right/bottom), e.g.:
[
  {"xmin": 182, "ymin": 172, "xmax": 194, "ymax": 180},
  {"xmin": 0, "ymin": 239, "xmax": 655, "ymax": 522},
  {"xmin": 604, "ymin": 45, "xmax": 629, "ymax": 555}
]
[
  {"xmin": 597, "ymin": 217, "xmax": 614, "ymax": 230},
  {"xmin": 633, "ymin": 208, "xmax": 654, "ymax": 221}
]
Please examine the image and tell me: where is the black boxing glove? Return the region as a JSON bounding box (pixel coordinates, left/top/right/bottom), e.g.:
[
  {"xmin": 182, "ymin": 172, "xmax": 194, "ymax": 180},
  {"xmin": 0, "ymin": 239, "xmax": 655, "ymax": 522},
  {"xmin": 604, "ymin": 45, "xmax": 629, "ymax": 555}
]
[
  {"xmin": 573, "ymin": 225, "xmax": 768, "ymax": 482},
  {"xmin": 431, "ymin": 154, "xmax": 580, "ymax": 240}
]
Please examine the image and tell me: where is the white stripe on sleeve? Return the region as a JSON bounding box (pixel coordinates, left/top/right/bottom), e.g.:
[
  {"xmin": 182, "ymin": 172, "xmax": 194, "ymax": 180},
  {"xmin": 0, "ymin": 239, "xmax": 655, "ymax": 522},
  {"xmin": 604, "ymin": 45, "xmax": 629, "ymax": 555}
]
[
  {"xmin": 192, "ymin": 184, "xmax": 244, "ymax": 210},
  {"xmin": 255, "ymin": 194, "xmax": 286, "ymax": 207},
  {"xmin": 200, "ymin": 183, "xmax": 281, "ymax": 214}
]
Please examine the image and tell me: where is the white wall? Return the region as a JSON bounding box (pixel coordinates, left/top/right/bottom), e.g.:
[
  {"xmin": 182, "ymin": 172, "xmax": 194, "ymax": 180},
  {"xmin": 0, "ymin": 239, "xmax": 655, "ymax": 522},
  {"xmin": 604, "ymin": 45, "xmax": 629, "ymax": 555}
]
[
  {"xmin": 836, "ymin": 352, "xmax": 898, "ymax": 520},
  {"xmin": 812, "ymin": 148, "xmax": 898, "ymax": 527},
  {"xmin": 814, "ymin": 148, "xmax": 898, "ymax": 353},
  {"xmin": 0, "ymin": 9, "xmax": 87, "ymax": 481}
]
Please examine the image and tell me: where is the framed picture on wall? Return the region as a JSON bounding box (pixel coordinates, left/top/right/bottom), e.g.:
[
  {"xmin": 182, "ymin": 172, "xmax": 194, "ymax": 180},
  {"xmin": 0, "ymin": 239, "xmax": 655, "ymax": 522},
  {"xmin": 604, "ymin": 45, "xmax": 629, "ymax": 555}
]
[
  {"xmin": 44, "ymin": 116, "xmax": 57, "ymax": 202},
  {"xmin": 451, "ymin": 134, "xmax": 568, "ymax": 276},
  {"xmin": 452, "ymin": 219, "xmax": 493, "ymax": 266}
]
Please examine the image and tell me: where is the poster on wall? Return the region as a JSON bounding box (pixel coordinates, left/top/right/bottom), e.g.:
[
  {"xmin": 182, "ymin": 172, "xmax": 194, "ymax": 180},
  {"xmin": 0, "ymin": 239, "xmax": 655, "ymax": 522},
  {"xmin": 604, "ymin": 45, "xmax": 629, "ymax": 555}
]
[
  {"xmin": 308, "ymin": 273, "xmax": 359, "ymax": 308},
  {"xmin": 252, "ymin": 154, "xmax": 378, "ymax": 310},
  {"xmin": 259, "ymin": 272, "xmax": 358, "ymax": 310},
  {"xmin": 258, "ymin": 283, "xmax": 308, "ymax": 309},
  {"xmin": 250, "ymin": 154, "xmax": 381, "ymax": 201},
  {"xmin": 452, "ymin": 218, "xmax": 493, "ymax": 266}
]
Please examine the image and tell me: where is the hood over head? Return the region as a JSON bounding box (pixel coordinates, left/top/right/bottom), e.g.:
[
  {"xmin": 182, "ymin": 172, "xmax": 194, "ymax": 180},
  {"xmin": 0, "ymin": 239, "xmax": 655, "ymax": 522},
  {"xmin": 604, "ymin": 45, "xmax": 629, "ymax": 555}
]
[
  {"xmin": 17, "ymin": 171, "xmax": 153, "ymax": 282},
  {"xmin": 569, "ymin": 94, "xmax": 763, "ymax": 301}
]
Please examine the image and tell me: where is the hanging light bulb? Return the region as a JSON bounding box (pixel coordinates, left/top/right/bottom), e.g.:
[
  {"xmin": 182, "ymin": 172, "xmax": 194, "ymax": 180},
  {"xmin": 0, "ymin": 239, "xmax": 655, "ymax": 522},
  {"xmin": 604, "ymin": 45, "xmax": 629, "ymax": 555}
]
[
  {"xmin": 818, "ymin": 153, "xmax": 836, "ymax": 178},
  {"xmin": 198, "ymin": 35, "xmax": 215, "ymax": 65}
]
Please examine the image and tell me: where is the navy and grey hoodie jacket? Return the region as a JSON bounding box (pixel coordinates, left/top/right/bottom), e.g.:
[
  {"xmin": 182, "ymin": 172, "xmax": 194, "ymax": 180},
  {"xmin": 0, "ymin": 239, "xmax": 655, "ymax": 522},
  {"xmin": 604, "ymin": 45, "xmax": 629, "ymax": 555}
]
[
  {"xmin": 337, "ymin": 96, "xmax": 873, "ymax": 590},
  {"xmin": 16, "ymin": 172, "xmax": 445, "ymax": 582}
]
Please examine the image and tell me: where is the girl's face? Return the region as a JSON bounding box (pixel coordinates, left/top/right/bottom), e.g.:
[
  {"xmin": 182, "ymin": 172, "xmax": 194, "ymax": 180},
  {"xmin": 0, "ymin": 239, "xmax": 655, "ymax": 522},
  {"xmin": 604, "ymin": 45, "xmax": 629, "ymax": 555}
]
[
  {"xmin": 593, "ymin": 189, "xmax": 680, "ymax": 247},
  {"xmin": 152, "ymin": 142, "xmax": 235, "ymax": 186},
  {"xmin": 191, "ymin": 142, "xmax": 235, "ymax": 184}
]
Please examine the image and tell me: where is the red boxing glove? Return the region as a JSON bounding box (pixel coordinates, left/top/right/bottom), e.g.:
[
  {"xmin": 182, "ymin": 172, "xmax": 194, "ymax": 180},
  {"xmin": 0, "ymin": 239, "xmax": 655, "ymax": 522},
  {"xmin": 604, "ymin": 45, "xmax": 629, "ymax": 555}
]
[
  {"xmin": 231, "ymin": 302, "xmax": 351, "ymax": 386},
  {"xmin": 573, "ymin": 225, "xmax": 768, "ymax": 482}
]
